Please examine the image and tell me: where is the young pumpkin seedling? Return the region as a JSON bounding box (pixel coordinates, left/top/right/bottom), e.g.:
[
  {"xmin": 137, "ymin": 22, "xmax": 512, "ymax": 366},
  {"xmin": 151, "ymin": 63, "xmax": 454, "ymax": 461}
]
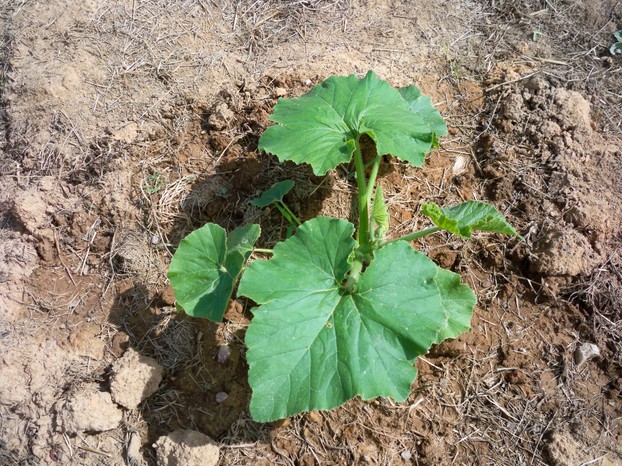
[
  {"xmin": 168, "ymin": 71, "xmax": 518, "ymax": 422},
  {"xmin": 249, "ymin": 179, "xmax": 300, "ymax": 237}
]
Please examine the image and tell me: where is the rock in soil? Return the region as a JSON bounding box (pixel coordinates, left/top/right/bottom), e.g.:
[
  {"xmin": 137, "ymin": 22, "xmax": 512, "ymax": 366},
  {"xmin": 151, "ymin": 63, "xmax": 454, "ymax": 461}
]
[
  {"xmin": 207, "ymin": 103, "xmax": 235, "ymax": 130},
  {"xmin": 54, "ymin": 384, "xmax": 123, "ymax": 434},
  {"xmin": 11, "ymin": 190, "xmax": 48, "ymax": 234},
  {"xmin": 110, "ymin": 348, "xmax": 164, "ymax": 409},
  {"xmin": 574, "ymin": 343, "xmax": 600, "ymax": 367},
  {"xmin": 154, "ymin": 429, "xmax": 220, "ymax": 466},
  {"xmin": 126, "ymin": 430, "xmax": 147, "ymax": 466}
]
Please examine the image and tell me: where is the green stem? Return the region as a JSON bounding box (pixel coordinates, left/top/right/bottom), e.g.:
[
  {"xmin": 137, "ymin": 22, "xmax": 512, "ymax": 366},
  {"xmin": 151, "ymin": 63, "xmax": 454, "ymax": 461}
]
[
  {"xmin": 353, "ymin": 137, "xmax": 371, "ymax": 256},
  {"xmin": 278, "ymin": 201, "xmax": 302, "ymax": 226},
  {"xmin": 365, "ymin": 156, "xmax": 382, "ymax": 209},
  {"xmin": 274, "ymin": 203, "xmax": 295, "ymax": 226},
  {"xmin": 343, "ymin": 258, "xmax": 363, "ymax": 293},
  {"xmin": 386, "ymin": 226, "xmax": 441, "ymax": 244},
  {"xmin": 253, "ymin": 248, "xmax": 274, "ymax": 254}
]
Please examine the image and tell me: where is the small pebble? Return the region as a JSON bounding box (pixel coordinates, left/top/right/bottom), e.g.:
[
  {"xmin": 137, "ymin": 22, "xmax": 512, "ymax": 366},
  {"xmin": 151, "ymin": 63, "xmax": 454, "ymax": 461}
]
[
  {"xmin": 215, "ymin": 392, "xmax": 228, "ymax": 403},
  {"xmin": 401, "ymin": 450, "xmax": 412, "ymax": 460},
  {"xmin": 574, "ymin": 343, "xmax": 600, "ymax": 367},
  {"xmin": 452, "ymin": 155, "xmax": 467, "ymax": 176},
  {"xmin": 216, "ymin": 345, "xmax": 231, "ymax": 364}
]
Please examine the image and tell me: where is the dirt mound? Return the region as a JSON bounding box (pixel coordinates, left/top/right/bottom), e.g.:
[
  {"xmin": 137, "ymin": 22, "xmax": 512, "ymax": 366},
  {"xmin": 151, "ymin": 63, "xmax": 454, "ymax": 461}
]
[{"xmin": 481, "ymin": 70, "xmax": 621, "ymax": 280}]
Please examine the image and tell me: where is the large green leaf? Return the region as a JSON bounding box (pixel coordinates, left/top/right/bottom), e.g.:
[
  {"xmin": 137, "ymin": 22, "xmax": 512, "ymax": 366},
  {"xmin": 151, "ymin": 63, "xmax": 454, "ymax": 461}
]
[
  {"xmin": 238, "ymin": 217, "xmax": 475, "ymax": 422},
  {"xmin": 250, "ymin": 180, "xmax": 294, "ymax": 208},
  {"xmin": 168, "ymin": 223, "xmax": 260, "ymax": 321},
  {"xmin": 259, "ymin": 71, "xmax": 445, "ymax": 175},
  {"xmin": 421, "ymin": 201, "xmax": 519, "ymax": 238}
]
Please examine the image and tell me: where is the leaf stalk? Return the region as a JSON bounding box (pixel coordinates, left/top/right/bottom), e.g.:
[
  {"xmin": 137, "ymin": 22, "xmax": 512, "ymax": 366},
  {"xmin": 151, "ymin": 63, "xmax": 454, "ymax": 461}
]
[
  {"xmin": 278, "ymin": 201, "xmax": 302, "ymax": 226},
  {"xmin": 353, "ymin": 136, "xmax": 372, "ymax": 257},
  {"xmin": 275, "ymin": 202, "xmax": 301, "ymax": 227},
  {"xmin": 365, "ymin": 156, "xmax": 382, "ymax": 209},
  {"xmin": 387, "ymin": 226, "xmax": 441, "ymax": 244},
  {"xmin": 253, "ymin": 248, "xmax": 274, "ymax": 254}
]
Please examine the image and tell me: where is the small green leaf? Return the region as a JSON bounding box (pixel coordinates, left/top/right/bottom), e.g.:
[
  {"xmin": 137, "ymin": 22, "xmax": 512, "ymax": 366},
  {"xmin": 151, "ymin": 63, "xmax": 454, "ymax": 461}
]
[
  {"xmin": 238, "ymin": 217, "xmax": 475, "ymax": 422},
  {"xmin": 168, "ymin": 223, "xmax": 260, "ymax": 322},
  {"xmin": 421, "ymin": 201, "xmax": 519, "ymax": 238},
  {"xmin": 371, "ymin": 185, "xmax": 389, "ymax": 240},
  {"xmin": 259, "ymin": 71, "xmax": 445, "ymax": 176},
  {"xmin": 611, "ymin": 42, "xmax": 622, "ymax": 56},
  {"xmin": 250, "ymin": 180, "xmax": 294, "ymax": 208},
  {"xmin": 614, "ymin": 30, "xmax": 622, "ymax": 42}
]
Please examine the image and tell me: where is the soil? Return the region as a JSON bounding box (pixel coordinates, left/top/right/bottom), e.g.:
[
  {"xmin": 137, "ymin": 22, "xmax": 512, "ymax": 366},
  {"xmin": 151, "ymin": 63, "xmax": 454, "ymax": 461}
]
[{"xmin": 1, "ymin": 0, "xmax": 621, "ymax": 465}]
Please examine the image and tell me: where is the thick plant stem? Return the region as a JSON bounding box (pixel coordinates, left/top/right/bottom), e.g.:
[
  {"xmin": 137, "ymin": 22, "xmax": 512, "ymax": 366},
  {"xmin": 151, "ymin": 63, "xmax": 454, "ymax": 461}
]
[
  {"xmin": 344, "ymin": 258, "xmax": 363, "ymax": 293},
  {"xmin": 353, "ymin": 137, "xmax": 372, "ymax": 257},
  {"xmin": 387, "ymin": 226, "xmax": 441, "ymax": 244},
  {"xmin": 365, "ymin": 156, "xmax": 382, "ymax": 209}
]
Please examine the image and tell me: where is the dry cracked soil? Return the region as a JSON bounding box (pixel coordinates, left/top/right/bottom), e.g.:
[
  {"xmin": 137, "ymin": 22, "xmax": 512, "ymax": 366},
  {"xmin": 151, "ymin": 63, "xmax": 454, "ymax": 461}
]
[{"xmin": 1, "ymin": 0, "xmax": 621, "ymax": 465}]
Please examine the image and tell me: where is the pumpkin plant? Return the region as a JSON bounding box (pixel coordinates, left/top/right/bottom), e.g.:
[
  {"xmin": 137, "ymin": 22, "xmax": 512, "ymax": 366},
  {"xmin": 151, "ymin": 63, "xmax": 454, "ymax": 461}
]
[{"xmin": 168, "ymin": 71, "xmax": 518, "ymax": 422}]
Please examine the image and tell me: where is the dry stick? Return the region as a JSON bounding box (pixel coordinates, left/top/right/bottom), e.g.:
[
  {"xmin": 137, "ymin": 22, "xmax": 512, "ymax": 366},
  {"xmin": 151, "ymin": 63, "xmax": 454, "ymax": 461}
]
[
  {"xmin": 77, "ymin": 445, "xmax": 112, "ymax": 458},
  {"xmin": 102, "ymin": 228, "xmax": 118, "ymax": 296},
  {"xmin": 54, "ymin": 230, "xmax": 76, "ymax": 286},
  {"xmin": 62, "ymin": 433, "xmax": 74, "ymax": 459},
  {"xmin": 232, "ymin": 0, "xmax": 239, "ymax": 31},
  {"xmin": 77, "ymin": 218, "xmax": 100, "ymax": 275},
  {"xmin": 523, "ymin": 55, "xmax": 569, "ymax": 66},
  {"xmin": 213, "ymin": 132, "xmax": 248, "ymax": 167},
  {"xmin": 484, "ymin": 71, "xmax": 539, "ymax": 93}
]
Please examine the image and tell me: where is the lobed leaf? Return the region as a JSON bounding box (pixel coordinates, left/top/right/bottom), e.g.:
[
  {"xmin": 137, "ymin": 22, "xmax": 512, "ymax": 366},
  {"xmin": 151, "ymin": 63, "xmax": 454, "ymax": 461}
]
[
  {"xmin": 237, "ymin": 217, "xmax": 475, "ymax": 422},
  {"xmin": 421, "ymin": 201, "xmax": 519, "ymax": 238},
  {"xmin": 258, "ymin": 71, "xmax": 445, "ymax": 175},
  {"xmin": 250, "ymin": 179, "xmax": 294, "ymax": 208},
  {"xmin": 168, "ymin": 223, "xmax": 260, "ymax": 322}
]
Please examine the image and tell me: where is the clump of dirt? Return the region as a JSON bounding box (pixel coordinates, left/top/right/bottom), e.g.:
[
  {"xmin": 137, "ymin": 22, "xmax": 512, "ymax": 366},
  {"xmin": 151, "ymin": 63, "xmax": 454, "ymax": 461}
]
[
  {"xmin": 110, "ymin": 348, "xmax": 164, "ymax": 410},
  {"xmin": 531, "ymin": 223, "xmax": 602, "ymax": 276},
  {"xmin": 141, "ymin": 302, "xmax": 253, "ymax": 440},
  {"xmin": 154, "ymin": 429, "xmax": 220, "ymax": 466},
  {"xmin": 137, "ymin": 73, "xmax": 334, "ymax": 250},
  {"xmin": 54, "ymin": 384, "xmax": 123, "ymax": 434},
  {"xmin": 480, "ymin": 69, "xmax": 621, "ymax": 281}
]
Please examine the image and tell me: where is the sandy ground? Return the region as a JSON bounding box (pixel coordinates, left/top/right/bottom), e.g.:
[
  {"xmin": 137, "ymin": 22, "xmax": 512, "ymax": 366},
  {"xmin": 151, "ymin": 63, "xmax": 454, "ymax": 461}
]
[{"xmin": 1, "ymin": 0, "xmax": 621, "ymax": 465}]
